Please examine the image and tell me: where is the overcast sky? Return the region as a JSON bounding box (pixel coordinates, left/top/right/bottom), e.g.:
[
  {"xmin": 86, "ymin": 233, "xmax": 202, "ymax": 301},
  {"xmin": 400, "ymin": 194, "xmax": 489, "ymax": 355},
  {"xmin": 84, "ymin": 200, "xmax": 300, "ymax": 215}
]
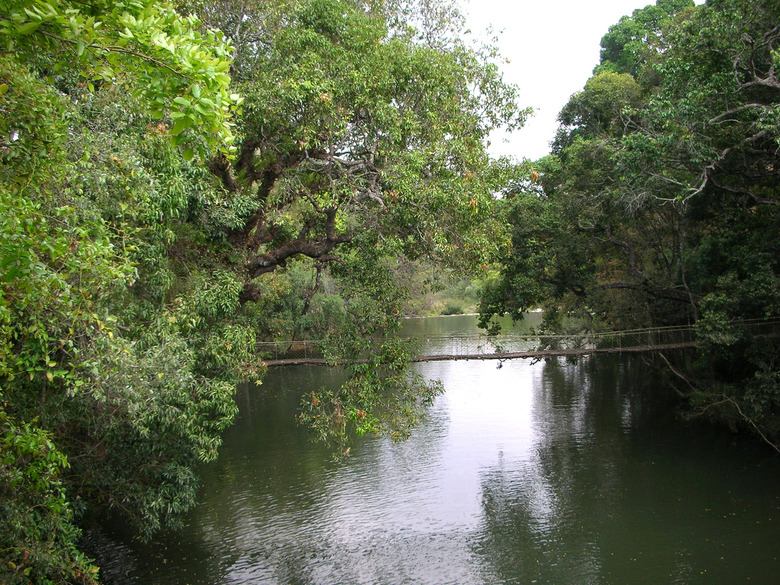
[{"xmin": 463, "ymin": 0, "xmax": 696, "ymax": 161}]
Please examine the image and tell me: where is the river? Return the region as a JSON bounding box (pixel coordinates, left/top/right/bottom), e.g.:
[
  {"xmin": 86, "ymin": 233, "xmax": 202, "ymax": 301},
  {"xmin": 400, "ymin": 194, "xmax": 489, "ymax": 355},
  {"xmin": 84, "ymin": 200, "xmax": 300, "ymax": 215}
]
[{"xmin": 89, "ymin": 315, "xmax": 779, "ymax": 584}]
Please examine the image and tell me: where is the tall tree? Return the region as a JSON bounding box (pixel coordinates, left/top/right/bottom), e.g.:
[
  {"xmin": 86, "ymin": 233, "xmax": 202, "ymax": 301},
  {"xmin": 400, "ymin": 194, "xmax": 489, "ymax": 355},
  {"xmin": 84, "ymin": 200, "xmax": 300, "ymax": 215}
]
[
  {"xmin": 2, "ymin": 0, "xmax": 526, "ymax": 579},
  {"xmin": 1, "ymin": 1, "xmax": 245, "ymax": 581},
  {"xmin": 198, "ymin": 0, "xmax": 523, "ymax": 278},
  {"xmin": 192, "ymin": 0, "xmax": 526, "ymax": 445},
  {"xmin": 598, "ymin": 0, "xmax": 695, "ymax": 76},
  {"xmin": 482, "ymin": 0, "xmax": 780, "ymax": 446}
]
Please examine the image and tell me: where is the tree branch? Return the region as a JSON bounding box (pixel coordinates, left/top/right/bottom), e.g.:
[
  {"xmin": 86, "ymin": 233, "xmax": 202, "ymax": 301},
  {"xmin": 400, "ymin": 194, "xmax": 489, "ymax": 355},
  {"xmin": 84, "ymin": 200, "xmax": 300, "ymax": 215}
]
[
  {"xmin": 696, "ymin": 394, "xmax": 780, "ymax": 454},
  {"xmin": 598, "ymin": 281, "xmax": 695, "ymax": 304},
  {"xmin": 708, "ymin": 103, "xmax": 771, "ymax": 124},
  {"xmin": 246, "ymin": 209, "xmax": 351, "ymax": 277},
  {"xmin": 246, "ymin": 234, "xmax": 352, "ymax": 277},
  {"xmin": 36, "ymin": 28, "xmax": 189, "ymax": 78},
  {"xmin": 684, "ymin": 130, "xmax": 772, "ymax": 202}
]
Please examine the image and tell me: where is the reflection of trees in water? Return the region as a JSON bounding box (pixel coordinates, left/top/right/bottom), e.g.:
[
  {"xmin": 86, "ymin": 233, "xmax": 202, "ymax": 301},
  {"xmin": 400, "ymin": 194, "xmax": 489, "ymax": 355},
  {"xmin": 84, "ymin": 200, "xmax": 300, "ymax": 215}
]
[
  {"xmin": 83, "ymin": 518, "xmax": 228, "ymax": 585},
  {"xmin": 181, "ymin": 364, "xmax": 459, "ymax": 585},
  {"xmin": 191, "ymin": 367, "xmax": 344, "ymax": 585},
  {"xmin": 475, "ymin": 453, "xmax": 603, "ymax": 584},
  {"xmin": 90, "ymin": 354, "xmax": 780, "ymax": 585},
  {"xmin": 473, "ymin": 355, "xmax": 688, "ymax": 584},
  {"xmin": 87, "ymin": 366, "xmax": 345, "ymax": 585},
  {"xmin": 474, "ymin": 355, "xmax": 780, "ymax": 584}
]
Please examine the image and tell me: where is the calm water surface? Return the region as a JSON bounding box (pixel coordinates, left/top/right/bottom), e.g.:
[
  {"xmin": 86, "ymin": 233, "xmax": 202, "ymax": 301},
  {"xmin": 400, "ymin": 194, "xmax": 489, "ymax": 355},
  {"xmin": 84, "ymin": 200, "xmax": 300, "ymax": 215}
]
[{"xmin": 91, "ymin": 315, "xmax": 779, "ymax": 585}]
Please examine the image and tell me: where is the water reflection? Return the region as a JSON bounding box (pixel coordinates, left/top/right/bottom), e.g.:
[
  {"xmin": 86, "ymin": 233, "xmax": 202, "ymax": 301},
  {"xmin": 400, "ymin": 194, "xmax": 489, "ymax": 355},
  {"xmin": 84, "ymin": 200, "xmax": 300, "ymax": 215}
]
[
  {"xmin": 475, "ymin": 356, "xmax": 780, "ymax": 585},
  {"xmin": 89, "ymin": 317, "xmax": 780, "ymax": 585}
]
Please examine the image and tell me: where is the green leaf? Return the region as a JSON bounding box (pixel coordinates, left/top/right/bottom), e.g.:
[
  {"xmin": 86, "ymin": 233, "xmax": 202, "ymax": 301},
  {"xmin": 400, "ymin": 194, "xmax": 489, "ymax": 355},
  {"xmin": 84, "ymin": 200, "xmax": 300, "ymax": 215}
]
[
  {"xmin": 170, "ymin": 118, "xmax": 187, "ymax": 136},
  {"xmin": 16, "ymin": 21, "xmax": 42, "ymax": 35},
  {"xmin": 182, "ymin": 147, "xmax": 194, "ymax": 162}
]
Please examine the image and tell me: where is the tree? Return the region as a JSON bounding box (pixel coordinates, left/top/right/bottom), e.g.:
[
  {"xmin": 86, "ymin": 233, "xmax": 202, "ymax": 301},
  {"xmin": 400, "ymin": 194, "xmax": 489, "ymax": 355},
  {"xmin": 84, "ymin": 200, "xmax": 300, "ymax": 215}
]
[
  {"xmin": 1, "ymin": 413, "xmax": 98, "ymax": 585},
  {"xmin": 1, "ymin": 0, "xmax": 241, "ymax": 155},
  {"xmin": 597, "ymin": 0, "xmax": 695, "ymax": 77},
  {"xmin": 192, "ymin": 0, "xmax": 526, "ymax": 446},
  {"xmin": 483, "ymin": 0, "xmax": 780, "ymax": 446},
  {"xmin": 1, "ymin": 1, "xmax": 246, "ymax": 579},
  {"xmin": 199, "ymin": 0, "xmax": 523, "ymax": 276},
  {"xmin": 2, "ymin": 0, "xmax": 526, "ymax": 578}
]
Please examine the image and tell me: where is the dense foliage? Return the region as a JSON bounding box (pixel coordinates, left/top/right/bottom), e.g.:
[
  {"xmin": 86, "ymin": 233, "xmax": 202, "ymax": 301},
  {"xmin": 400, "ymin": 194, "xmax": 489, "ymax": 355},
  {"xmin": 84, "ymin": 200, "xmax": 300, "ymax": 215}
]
[
  {"xmin": 13, "ymin": 0, "xmax": 780, "ymax": 580},
  {"xmin": 0, "ymin": 2, "xmax": 245, "ymax": 580},
  {"xmin": 481, "ymin": 0, "xmax": 780, "ymax": 448},
  {"xmin": 185, "ymin": 0, "xmax": 524, "ymax": 448},
  {"xmin": 1, "ymin": 0, "xmax": 521, "ymax": 581}
]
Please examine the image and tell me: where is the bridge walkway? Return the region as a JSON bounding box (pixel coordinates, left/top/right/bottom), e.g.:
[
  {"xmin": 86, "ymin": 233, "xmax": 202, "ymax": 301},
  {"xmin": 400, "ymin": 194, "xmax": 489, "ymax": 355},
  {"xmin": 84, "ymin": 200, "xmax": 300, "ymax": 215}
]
[{"xmin": 258, "ymin": 320, "xmax": 780, "ymax": 367}]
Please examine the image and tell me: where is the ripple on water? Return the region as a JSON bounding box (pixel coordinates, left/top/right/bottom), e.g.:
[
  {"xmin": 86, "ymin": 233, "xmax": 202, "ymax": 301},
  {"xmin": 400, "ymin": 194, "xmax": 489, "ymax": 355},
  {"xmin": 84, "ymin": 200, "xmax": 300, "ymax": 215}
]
[{"xmin": 86, "ymin": 327, "xmax": 780, "ymax": 585}]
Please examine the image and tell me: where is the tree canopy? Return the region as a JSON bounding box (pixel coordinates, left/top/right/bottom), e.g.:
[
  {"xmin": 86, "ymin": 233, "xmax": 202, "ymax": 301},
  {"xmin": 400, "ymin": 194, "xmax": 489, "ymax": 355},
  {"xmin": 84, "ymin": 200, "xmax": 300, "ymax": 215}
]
[
  {"xmin": 481, "ymin": 0, "xmax": 780, "ymax": 448},
  {"xmin": 200, "ymin": 0, "xmax": 524, "ymax": 278},
  {"xmin": 188, "ymin": 0, "xmax": 525, "ymax": 445}
]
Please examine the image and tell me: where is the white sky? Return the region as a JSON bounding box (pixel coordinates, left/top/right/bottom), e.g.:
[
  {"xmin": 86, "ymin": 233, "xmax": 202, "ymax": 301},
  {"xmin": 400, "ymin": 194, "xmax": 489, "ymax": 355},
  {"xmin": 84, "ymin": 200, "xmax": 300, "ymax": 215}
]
[{"xmin": 463, "ymin": 0, "xmax": 701, "ymax": 161}]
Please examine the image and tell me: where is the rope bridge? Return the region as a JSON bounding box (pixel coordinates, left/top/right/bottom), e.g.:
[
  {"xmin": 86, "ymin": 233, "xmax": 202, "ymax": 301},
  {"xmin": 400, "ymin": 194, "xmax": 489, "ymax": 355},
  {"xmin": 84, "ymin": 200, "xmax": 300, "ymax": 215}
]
[{"xmin": 258, "ymin": 319, "xmax": 780, "ymax": 367}]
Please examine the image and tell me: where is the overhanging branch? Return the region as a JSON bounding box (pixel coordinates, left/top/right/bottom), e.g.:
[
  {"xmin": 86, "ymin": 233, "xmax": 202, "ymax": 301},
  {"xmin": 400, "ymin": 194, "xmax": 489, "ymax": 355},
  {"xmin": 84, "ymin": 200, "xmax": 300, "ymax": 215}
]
[{"xmin": 246, "ymin": 208, "xmax": 352, "ymax": 277}]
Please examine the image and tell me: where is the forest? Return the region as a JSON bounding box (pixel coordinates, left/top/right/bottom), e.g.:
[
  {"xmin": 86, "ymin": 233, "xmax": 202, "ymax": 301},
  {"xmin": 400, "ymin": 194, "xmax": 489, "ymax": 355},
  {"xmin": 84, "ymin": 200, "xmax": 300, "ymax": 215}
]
[{"xmin": 1, "ymin": 0, "xmax": 778, "ymax": 582}]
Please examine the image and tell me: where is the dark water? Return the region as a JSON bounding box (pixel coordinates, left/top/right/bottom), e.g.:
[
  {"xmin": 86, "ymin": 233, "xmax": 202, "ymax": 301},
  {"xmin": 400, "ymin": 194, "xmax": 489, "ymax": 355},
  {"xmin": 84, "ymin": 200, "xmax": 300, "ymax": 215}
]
[{"xmin": 90, "ymin": 315, "xmax": 779, "ymax": 585}]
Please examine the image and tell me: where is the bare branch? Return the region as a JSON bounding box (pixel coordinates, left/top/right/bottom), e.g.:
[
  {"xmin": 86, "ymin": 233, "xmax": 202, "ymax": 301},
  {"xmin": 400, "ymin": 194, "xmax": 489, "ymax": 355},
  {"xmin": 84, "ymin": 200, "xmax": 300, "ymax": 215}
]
[
  {"xmin": 246, "ymin": 234, "xmax": 352, "ymax": 277},
  {"xmin": 696, "ymin": 394, "xmax": 780, "ymax": 454},
  {"xmin": 708, "ymin": 103, "xmax": 771, "ymax": 124},
  {"xmin": 683, "ymin": 130, "xmax": 772, "ymax": 202},
  {"xmin": 657, "ymin": 351, "xmax": 697, "ymax": 395}
]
